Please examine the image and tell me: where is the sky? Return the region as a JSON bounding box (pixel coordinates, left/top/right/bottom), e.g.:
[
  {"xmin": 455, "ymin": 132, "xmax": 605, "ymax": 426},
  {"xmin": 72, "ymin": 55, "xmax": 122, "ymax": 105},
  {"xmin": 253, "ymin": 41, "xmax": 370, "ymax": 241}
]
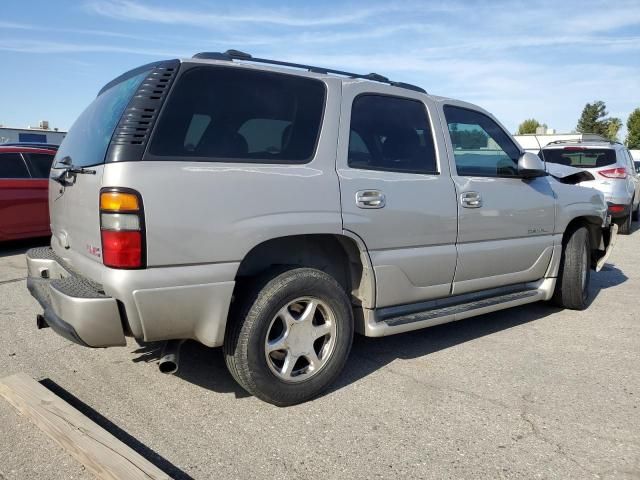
[{"xmin": 1, "ymin": 0, "xmax": 639, "ymax": 137}]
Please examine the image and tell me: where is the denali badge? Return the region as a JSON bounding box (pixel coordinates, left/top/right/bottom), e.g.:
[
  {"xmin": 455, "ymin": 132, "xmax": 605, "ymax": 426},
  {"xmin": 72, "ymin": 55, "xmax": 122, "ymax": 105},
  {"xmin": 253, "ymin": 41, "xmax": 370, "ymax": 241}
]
[{"xmin": 86, "ymin": 244, "xmax": 102, "ymax": 258}]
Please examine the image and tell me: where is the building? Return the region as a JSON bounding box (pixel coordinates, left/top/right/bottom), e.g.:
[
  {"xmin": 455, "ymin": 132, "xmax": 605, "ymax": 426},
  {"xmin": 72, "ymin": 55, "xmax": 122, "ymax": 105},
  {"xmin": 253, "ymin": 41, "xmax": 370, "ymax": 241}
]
[
  {"xmin": 0, "ymin": 121, "xmax": 66, "ymax": 145},
  {"xmin": 513, "ymin": 128, "xmax": 608, "ymax": 153}
]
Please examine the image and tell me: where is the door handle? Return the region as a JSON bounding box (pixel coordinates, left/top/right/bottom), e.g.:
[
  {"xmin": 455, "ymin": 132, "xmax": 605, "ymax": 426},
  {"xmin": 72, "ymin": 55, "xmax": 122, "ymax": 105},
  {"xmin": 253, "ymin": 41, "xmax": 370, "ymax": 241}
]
[
  {"xmin": 356, "ymin": 190, "xmax": 386, "ymax": 209},
  {"xmin": 460, "ymin": 191, "xmax": 482, "ymax": 208}
]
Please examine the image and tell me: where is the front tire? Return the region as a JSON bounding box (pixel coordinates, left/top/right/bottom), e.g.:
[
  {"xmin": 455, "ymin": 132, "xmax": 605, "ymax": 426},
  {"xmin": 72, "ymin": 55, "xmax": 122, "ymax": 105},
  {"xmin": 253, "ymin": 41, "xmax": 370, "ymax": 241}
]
[
  {"xmin": 552, "ymin": 226, "xmax": 591, "ymax": 310},
  {"xmin": 224, "ymin": 268, "xmax": 354, "ymax": 406}
]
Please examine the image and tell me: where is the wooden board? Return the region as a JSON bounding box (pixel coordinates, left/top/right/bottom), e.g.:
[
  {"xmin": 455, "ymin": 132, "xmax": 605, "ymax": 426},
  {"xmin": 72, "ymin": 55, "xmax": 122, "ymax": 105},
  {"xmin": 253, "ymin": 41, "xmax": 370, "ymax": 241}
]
[{"xmin": 0, "ymin": 373, "xmax": 170, "ymax": 480}]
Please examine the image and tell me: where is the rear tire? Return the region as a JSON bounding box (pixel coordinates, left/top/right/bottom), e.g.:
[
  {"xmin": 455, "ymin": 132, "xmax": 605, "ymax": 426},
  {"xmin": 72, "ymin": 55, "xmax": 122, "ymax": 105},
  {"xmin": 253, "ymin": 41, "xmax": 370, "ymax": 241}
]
[
  {"xmin": 552, "ymin": 226, "xmax": 591, "ymax": 310},
  {"xmin": 632, "ymin": 200, "xmax": 639, "ymax": 222},
  {"xmin": 224, "ymin": 267, "xmax": 354, "ymax": 406}
]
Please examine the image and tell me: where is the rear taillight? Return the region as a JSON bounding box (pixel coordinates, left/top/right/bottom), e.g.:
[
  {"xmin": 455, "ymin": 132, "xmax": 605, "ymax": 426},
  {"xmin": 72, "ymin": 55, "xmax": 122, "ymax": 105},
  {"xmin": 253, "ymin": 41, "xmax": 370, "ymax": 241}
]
[
  {"xmin": 599, "ymin": 167, "xmax": 627, "ymax": 179},
  {"xmin": 100, "ymin": 188, "xmax": 145, "ymax": 268}
]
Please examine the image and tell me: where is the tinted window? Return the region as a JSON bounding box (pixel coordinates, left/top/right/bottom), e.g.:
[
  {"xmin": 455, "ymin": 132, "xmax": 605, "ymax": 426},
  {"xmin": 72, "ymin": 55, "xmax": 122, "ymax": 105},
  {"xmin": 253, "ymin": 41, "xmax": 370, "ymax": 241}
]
[
  {"xmin": 0, "ymin": 153, "xmax": 30, "ymax": 178},
  {"xmin": 541, "ymin": 148, "xmax": 616, "ymax": 168},
  {"xmin": 55, "ymin": 70, "xmax": 149, "ymax": 168},
  {"xmin": 24, "ymin": 153, "xmax": 55, "ymax": 178},
  {"xmin": 149, "ymin": 67, "xmax": 326, "ymax": 163},
  {"xmin": 348, "ymin": 95, "xmax": 437, "ymax": 174},
  {"xmin": 444, "ymin": 106, "xmax": 521, "ymax": 177}
]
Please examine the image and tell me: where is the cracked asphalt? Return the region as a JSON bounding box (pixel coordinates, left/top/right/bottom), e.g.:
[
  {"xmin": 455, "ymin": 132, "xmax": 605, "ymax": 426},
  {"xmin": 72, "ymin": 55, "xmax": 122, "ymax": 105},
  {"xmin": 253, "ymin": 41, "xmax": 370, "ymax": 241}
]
[{"xmin": 0, "ymin": 234, "xmax": 638, "ymax": 479}]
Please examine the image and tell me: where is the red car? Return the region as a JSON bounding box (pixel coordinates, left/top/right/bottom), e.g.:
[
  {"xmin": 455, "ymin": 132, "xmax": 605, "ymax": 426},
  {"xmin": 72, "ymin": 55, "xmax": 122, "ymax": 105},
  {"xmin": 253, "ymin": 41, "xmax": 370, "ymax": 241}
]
[{"xmin": 0, "ymin": 145, "xmax": 56, "ymax": 241}]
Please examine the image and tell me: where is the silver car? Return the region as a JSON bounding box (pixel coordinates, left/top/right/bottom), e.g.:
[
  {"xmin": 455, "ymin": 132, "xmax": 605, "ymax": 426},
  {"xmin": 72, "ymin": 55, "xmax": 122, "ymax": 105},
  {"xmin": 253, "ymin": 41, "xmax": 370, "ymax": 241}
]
[
  {"xmin": 541, "ymin": 140, "xmax": 640, "ymax": 234},
  {"xmin": 26, "ymin": 50, "xmax": 617, "ymax": 406}
]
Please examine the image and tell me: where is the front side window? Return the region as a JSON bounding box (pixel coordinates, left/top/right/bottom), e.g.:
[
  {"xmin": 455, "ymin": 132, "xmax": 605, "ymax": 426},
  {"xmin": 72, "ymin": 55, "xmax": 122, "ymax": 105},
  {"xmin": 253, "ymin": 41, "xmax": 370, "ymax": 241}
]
[
  {"xmin": 348, "ymin": 95, "xmax": 437, "ymax": 174},
  {"xmin": 444, "ymin": 105, "xmax": 521, "ymax": 177},
  {"xmin": 24, "ymin": 153, "xmax": 55, "ymax": 178},
  {"xmin": 149, "ymin": 66, "xmax": 326, "ymax": 163},
  {"xmin": 0, "ymin": 153, "xmax": 30, "ymax": 178}
]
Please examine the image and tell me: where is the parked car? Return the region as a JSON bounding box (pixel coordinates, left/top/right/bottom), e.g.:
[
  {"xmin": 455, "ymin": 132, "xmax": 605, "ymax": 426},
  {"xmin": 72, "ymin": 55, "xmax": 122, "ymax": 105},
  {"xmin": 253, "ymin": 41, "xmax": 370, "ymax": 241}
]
[
  {"xmin": 26, "ymin": 51, "xmax": 616, "ymax": 406},
  {"xmin": 1, "ymin": 142, "xmax": 60, "ymax": 151},
  {"xmin": 0, "ymin": 145, "xmax": 56, "ymax": 241},
  {"xmin": 540, "ymin": 140, "xmax": 640, "ymax": 234}
]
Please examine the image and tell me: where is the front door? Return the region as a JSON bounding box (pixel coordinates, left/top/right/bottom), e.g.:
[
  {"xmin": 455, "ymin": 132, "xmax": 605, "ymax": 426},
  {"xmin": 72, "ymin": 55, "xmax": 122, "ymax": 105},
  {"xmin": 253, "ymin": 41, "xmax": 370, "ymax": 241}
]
[
  {"xmin": 337, "ymin": 84, "xmax": 458, "ymax": 308},
  {"xmin": 441, "ymin": 103, "xmax": 556, "ymax": 295}
]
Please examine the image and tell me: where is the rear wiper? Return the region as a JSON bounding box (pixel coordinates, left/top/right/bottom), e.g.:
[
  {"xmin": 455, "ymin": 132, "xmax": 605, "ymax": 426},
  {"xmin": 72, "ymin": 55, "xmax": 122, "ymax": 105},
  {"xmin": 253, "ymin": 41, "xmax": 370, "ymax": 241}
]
[{"xmin": 52, "ymin": 156, "xmax": 96, "ymax": 185}]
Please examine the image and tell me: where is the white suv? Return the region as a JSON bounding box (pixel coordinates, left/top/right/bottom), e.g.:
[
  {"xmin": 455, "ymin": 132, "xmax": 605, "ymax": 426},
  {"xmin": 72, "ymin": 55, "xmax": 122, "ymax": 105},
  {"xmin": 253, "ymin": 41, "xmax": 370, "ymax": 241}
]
[{"xmin": 541, "ymin": 140, "xmax": 640, "ymax": 234}]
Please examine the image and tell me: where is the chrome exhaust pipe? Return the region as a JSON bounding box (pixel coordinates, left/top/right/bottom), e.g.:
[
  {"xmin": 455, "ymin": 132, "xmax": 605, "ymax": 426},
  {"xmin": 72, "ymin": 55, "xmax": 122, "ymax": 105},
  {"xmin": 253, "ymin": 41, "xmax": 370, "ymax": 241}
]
[{"xmin": 158, "ymin": 339, "xmax": 185, "ymax": 374}]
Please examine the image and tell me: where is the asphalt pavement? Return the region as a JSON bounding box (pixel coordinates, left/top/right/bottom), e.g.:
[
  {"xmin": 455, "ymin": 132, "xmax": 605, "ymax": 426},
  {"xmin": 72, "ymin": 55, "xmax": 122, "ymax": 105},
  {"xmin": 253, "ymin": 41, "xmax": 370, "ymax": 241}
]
[{"xmin": 0, "ymin": 233, "xmax": 638, "ymax": 479}]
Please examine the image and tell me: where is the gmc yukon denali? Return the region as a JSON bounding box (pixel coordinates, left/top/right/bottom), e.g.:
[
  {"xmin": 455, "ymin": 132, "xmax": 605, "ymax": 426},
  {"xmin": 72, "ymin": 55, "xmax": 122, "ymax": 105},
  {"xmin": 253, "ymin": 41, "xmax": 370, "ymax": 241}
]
[{"xmin": 26, "ymin": 50, "xmax": 617, "ymax": 406}]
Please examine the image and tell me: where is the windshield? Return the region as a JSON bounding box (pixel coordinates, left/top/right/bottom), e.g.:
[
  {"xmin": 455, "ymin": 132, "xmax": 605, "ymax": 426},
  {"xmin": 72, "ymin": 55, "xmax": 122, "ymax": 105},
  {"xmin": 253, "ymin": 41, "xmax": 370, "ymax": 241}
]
[
  {"xmin": 54, "ymin": 70, "xmax": 149, "ymax": 168},
  {"xmin": 541, "ymin": 147, "xmax": 616, "ymax": 169}
]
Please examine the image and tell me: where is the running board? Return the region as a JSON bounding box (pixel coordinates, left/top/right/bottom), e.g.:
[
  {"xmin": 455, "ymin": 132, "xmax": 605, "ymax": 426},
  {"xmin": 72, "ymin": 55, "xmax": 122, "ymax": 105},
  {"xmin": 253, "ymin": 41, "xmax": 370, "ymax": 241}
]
[
  {"xmin": 382, "ymin": 289, "xmax": 539, "ymax": 327},
  {"xmin": 360, "ymin": 280, "xmax": 553, "ymax": 338}
]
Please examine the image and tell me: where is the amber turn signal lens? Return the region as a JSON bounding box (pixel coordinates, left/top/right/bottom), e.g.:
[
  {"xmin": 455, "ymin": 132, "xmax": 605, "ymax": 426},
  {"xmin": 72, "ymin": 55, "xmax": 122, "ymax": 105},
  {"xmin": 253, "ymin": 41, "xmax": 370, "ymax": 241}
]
[{"xmin": 100, "ymin": 192, "xmax": 139, "ymax": 211}]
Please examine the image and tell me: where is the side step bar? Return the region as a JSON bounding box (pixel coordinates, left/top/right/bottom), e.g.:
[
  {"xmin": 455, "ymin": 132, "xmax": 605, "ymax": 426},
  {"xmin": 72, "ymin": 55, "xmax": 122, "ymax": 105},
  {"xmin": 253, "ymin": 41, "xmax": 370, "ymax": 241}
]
[
  {"xmin": 382, "ymin": 289, "xmax": 539, "ymax": 327},
  {"xmin": 361, "ymin": 280, "xmax": 554, "ymax": 337}
]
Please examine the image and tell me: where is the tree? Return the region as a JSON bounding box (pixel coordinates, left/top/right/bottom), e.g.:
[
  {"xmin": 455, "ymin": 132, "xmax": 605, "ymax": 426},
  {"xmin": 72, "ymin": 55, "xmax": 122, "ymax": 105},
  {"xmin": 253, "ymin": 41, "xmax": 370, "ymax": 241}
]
[
  {"xmin": 626, "ymin": 108, "xmax": 640, "ymax": 149},
  {"xmin": 576, "ymin": 100, "xmax": 620, "ymax": 140},
  {"xmin": 606, "ymin": 117, "xmax": 622, "ymax": 142},
  {"xmin": 517, "ymin": 119, "xmax": 545, "ymax": 135}
]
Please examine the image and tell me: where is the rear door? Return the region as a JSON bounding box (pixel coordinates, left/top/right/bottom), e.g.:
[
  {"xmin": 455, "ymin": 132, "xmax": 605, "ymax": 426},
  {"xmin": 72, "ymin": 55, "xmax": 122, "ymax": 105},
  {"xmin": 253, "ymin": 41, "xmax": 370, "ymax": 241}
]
[
  {"xmin": 441, "ymin": 104, "xmax": 555, "ymax": 295},
  {"xmin": 0, "ymin": 152, "xmax": 49, "ymax": 239},
  {"xmin": 337, "ymin": 83, "xmax": 458, "ymax": 308}
]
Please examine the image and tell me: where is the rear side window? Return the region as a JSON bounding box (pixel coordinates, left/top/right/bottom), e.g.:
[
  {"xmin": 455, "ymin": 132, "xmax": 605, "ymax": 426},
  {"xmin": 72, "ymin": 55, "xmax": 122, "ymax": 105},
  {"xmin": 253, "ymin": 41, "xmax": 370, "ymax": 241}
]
[
  {"xmin": 148, "ymin": 67, "xmax": 326, "ymax": 163},
  {"xmin": 348, "ymin": 94, "xmax": 437, "ymax": 174},
  {"xmin": 542, "ymin": 148, "xmax": 616, "ymax": 168},
  {"xmin": 444, "ymin": 105, "xmax": 521, "ymax": 177},
  {"xmin": 0, "ymin": 153, "xmax": 30, "ymax": 178},
  {"xmin": 24, "ymin": 153, "xmax": 54, "ymax": 178},
  {"xmin": 55, "ymin": 70, "xmax": 149, "ymax": 168}
]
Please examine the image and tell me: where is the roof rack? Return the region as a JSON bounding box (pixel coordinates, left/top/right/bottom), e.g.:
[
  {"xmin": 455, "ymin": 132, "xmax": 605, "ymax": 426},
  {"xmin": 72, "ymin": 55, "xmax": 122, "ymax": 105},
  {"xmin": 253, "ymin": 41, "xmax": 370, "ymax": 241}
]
[
  {"xmin": 546, "ymin": 139, "xmax": 622, "ymax": 146},
  {"xmin": 192, "ymin": 49, "xmax": 427, "ymax": 94}
]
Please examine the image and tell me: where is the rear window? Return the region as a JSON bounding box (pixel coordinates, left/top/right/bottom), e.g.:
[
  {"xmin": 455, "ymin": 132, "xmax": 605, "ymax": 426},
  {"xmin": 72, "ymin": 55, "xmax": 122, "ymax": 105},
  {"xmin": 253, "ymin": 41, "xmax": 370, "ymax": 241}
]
[
  {"xmin": 542, "ymin": 148, "xmax": 616, "ymax": 168},
  {"xmin": 148, "ymin": 66, "xmax": 326, "ymax": 163},
  {"xmin": 54, "ymin": 70, "xmax": 149, "ymax": 168}
]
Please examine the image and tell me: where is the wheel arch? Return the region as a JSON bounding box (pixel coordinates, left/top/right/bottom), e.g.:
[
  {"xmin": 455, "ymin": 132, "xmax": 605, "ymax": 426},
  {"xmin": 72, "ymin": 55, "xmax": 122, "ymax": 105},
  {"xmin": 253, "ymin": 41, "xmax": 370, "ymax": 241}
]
[
  {"xmin": 234, "ymin": 233, "xmax": 375, "ymax": 309},
  {"xmin": 562, "ymin": 215, "xmax": 605, "ymax": 267}
]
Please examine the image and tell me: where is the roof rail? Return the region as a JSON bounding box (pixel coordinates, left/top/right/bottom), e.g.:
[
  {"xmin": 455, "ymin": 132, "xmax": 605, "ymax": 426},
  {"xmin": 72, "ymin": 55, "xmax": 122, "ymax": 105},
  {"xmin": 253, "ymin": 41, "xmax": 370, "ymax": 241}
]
[{"xmin": 192, "ymin": 50, "xmax": 427, "ymax": 94}]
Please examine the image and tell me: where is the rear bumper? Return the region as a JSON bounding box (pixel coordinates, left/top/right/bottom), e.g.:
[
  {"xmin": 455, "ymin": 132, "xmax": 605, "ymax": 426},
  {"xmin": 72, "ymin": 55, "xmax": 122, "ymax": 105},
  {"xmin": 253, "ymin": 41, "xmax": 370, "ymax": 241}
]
[
  {"xmin": 607, "ymin": 201, "xmax": 631, "ymax": 219},
  {"xmin": 26, "ymin": 247, "xmax": 125, "ymax": 347},
  {"xmin": 26, "ymin": 246, "xmax": 237, "ymax": 348}
]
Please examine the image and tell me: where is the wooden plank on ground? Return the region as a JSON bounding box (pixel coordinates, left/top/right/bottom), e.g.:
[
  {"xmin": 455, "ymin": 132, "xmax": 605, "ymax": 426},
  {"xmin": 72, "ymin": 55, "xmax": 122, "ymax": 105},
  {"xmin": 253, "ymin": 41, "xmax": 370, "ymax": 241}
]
[{"xmin": 0, "ymin": 373, "xmax": 170, "ymax": 480}]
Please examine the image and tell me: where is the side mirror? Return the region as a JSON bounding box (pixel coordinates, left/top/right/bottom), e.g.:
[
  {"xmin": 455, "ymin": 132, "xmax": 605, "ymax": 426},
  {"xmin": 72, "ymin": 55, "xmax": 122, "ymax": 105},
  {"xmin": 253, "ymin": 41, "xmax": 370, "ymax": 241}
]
[{"xmin": 518, "ymin": 152, "xmax": 546, "ymax": 178}]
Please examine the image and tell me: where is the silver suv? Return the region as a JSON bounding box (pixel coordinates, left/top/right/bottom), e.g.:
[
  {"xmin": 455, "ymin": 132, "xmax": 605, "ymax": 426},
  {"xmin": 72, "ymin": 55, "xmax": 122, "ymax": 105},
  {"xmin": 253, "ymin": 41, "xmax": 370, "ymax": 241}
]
[
  {"xmin": 26, "ymin": 50, "xmax": 617, "ymax": 406},
  {"xmin": 541, "ymin": 140, "xmax": 640, "ymax": 234}
]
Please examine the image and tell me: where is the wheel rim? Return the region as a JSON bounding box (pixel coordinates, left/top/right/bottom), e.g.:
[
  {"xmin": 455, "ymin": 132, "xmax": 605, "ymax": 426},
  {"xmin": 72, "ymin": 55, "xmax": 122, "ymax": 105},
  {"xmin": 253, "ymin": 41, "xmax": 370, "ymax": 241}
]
[{"xmin": 264, "ymin": 297, "xmax": 337, "ymax": 383}]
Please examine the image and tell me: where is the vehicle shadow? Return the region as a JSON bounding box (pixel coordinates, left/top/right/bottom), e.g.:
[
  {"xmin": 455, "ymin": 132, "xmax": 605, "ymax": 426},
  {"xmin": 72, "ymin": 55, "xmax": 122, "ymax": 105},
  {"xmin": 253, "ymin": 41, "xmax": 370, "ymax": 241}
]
[
  {"xmin": 0, "ymin": 237, "xmax": 49, "ymax": 258},
  {"xmin": 131, "ymin": 262, "xmax": 627, "ymax": 402}
]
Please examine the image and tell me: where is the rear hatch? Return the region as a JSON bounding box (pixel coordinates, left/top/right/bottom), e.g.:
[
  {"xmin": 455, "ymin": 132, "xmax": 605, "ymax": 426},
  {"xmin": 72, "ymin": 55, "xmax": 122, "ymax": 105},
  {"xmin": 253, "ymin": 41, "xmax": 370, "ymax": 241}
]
[
  {"xmin": 49, "ymin": 68, "xmax": 152, "ymax": 279},
  {"xmin": 541, "ymin": 146, "xmax": 618, "ymax": 190}
]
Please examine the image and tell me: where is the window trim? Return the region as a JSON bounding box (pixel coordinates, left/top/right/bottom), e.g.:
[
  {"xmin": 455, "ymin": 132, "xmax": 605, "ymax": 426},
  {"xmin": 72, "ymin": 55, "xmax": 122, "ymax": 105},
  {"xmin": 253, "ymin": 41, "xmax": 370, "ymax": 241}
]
[
  {"xmin": 0, "ymin": 152, "xmax": 33, "ymax": 179},
  {"xmin": 443, "ymin": 104, "xmax": 524, "ymax": 179},
  {"xmin": 143, "ymin": 64, "xmax": 328, "ymax": 165},
  {"xmin": 347, "ymin": 92, "xmax": 440, "ymax": 176}
]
